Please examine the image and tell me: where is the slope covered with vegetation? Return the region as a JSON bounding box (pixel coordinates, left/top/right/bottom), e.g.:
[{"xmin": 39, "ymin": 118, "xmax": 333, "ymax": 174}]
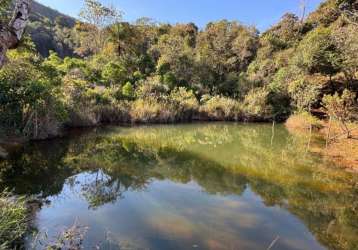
[
  {"xmin": 0, "ymin": 0, "xmax": 357, "ymax": 141},
  {"xmin": 28, "ymin": 1, "xmax": 77, "ymax": 57}
]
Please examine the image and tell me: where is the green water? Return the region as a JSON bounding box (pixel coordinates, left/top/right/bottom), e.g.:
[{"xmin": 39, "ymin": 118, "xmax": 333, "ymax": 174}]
[{"xmin": 0, "ymin": 123, "xmax": 357, "ymax": 250}]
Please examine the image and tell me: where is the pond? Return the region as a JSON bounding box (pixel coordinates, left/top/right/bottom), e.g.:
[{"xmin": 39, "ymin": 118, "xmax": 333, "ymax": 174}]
[{"xmin": 1, "ymin": 123, "xmax": 357, "ymax": 250}]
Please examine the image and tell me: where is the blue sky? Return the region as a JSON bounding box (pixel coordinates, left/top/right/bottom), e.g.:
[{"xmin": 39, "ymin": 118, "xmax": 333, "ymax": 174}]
[{"xmin": 37, "ymin": 0, "xmax": 324, "ymax": 31}]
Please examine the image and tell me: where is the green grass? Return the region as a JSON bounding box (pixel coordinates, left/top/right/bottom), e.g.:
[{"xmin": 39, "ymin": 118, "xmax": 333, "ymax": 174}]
[{"xmin": 0, "ymin": 191, "xmax": 28, "ymax": 250}]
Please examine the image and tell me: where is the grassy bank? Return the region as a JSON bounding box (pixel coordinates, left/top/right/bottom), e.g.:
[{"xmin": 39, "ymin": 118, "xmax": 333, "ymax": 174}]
[
  {"xmin": 0, "ymin": 190, "xmax": 88, "ymax": 249},
  {"xmin": 0, "ymin": 191, "xmax": 28, "ymax": 249}
]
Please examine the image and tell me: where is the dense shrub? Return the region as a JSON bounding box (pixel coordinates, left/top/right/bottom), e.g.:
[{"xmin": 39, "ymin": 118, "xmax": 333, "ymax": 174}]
[
  {"xmin": 130, "ymin": 97, "xmax": 174, "ymax": 123},
  {"xmin": 242, "ymin": 88, "xmax": 272, "ymax": 121},
  {"xmin": 199, "ymin": 95, "xmax": 241, "ymax": 120},
  {"xmin": 288, "ymin": 79, "xmax": 321, "ymax": 112},
  {"xmin": 136, "ymin": 76, "xmax": 170, "ymax": 98},
  {"xmin": 0, "ymin": 51, "xmax": 67, "ymax": 139},
  {"xmin": 322, "ymin": 89, "xmax": 357, "ymax": 138},
  {"xmin": 170, "ymin": 87, "xmax": 199, "ymax": 120},
  {"xmin": 122, "ymin": 82, "xmax": 136, "ymax": 100}
]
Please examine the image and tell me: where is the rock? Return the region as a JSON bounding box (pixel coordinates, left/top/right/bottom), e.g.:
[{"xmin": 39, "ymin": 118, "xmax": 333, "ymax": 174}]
[{"xmin": 0, "ymin": 145, "xmax": 8, "ymax": 158}]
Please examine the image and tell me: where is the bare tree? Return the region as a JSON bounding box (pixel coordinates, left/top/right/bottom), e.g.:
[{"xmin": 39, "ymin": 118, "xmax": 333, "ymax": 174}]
[
  {"xmin": 299, "ymin": 0, "xmax": 307, "ymax": 24},
  {"xmin": 0, "ymin": 0, "xmax": 31, "ymax": 67}
]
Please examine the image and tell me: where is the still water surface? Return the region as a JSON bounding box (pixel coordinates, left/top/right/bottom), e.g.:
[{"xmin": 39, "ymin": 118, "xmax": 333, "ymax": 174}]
[{"xmin": 1, "ymin": 123, "xmax": 357, "ymax": 249}]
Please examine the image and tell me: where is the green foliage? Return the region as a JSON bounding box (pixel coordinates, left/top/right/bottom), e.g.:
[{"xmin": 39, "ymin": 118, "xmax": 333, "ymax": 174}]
[
  {"xmin": 122, "ymin": 82, "xmax": 135, "ymax": 99},
  {"xmin": 196, "ymin": 21, "xmax": 259, "ymax": 91},
  {"xmin": 288, "ymin": 79, "xmax": 321, "ymax": 112},
  {"xmin": 200, "ymin": 95, "xmax": 241, "ymax": 120},
  {"xmin": 293, "ymin": 27, "xmax": 341, "ymax": 76},
  {"xmin": 323, "ymin": 89, "xmax": 356, "ymax": 120},
  {"xmin": 130, "ymin": 87, "xmax": 199, "ymax": 122},
  {"xmin": 0, "ymin": 191, "xmax": 28, "ymax": 250},
  {"xmin": 0, "ymin": 0, "xmax": 11, "ymax": 23},
  {"xmin": 102, "ymin": 62, "xmax": 127, "ymax": 86},
  {"xmin": 170, "ymin": 87, "xmax": 199, "ymax": 120},
  {"xmin": 0, "ymin": 50, "xmax": 67, "ymax": 138},
  {"xmin": 243, "ymin": 88, "xmax": 272, "ymax": 119},
  {"xmin": 136, "ymin": 76, "xmax": 170, "ymax": 98},
  {"xmin": 306, "ymin": 0, "xmax": 341, "ymax": 26},
  {"xmin": 162, "ymin": 72, "xmax": 177, "ymax": 89},
  {"xmin": 333, "ymin": 24, "xmax": 358, "ymax": 82},
  {"xmin": 322, "ymin": 90, "xmax": 357, "ymax": 137},
  {"xmin": 78, "ymin": 0, "xmax": 122, "ymax": 55}
]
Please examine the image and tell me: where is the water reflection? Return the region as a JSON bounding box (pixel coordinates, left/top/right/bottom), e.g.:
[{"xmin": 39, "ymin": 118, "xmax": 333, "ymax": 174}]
[{"xmin": 0, "ymin": 123, "xmax": 357, "ymax": 249}]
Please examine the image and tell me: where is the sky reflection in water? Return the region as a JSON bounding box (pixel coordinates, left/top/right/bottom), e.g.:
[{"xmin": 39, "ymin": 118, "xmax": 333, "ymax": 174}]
[{"xmin": 1, "ymin": 123, "xmax": 357, "ymax": 250}]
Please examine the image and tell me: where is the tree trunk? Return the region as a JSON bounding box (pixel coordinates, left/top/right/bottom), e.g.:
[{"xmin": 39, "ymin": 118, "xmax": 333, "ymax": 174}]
[{"xmin": 0, "ymin": 0, "xmax": 31, "ymax": 68}]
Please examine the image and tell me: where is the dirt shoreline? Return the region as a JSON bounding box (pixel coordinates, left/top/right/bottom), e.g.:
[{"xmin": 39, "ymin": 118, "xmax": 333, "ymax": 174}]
[
  {"xmin": 286, "ymin": 119, "xmax": 358, "ymax": 172},
  {"xmin": 319, "ymin": 122, "xmax": 358, "ymax": 172}
]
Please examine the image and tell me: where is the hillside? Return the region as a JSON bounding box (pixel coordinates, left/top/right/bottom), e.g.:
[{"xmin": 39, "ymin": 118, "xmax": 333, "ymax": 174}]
[
  {"xmin": 27, "ymin": 1, "xmax": 78, "ymax": 57},
  {"xmin": 30, "ymin": 1, "xmax": 76, "ymax": 25}
]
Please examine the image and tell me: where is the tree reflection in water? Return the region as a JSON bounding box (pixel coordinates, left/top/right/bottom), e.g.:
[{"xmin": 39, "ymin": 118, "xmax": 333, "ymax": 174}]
[{"xmin": 0, "ymin": 123, "xmax": 357, "ymax": 249}]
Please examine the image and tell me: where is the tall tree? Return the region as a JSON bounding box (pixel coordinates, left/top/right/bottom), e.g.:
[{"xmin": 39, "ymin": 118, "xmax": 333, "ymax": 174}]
[
  {"xmin": 78, "ymin": 0, "xmax": 121, "ymax": 55},
  {"xmin": 0, "ymin": 0, "xmax": 31, "ymax": 67}
]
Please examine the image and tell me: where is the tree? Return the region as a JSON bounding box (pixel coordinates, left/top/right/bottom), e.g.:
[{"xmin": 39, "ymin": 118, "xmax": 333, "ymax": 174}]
[
  {"xmin": 293, "ymin": 27, "xmax": 341, "ymax": 78},
  {"xmin": 101, "ymin": 62, "xmax": 127, "ymax": 86},
  {"xmin": 288, "ymin": 79, "xmax": 320, "ymax": 112},
  {"xmin": 322, "ymin": 89, "xmax": 357, "ymax": 138},
  {"xmin": 0, "ymin": 0, "xmax": 31, "ymax": 67},
  {"xmin": 196, "ymin": 21, "xmax": 258, "ymax": 93},
  {"xmin": 155, "ymin": 24, "xmax": 197, "ymax": 87},
  {"xmin": 333, "ymin": 24, "xmax": 358, "ymax": 85},
  {"xmin": 78, "ymin": 0, "xmax": 122, "ymax": 55}
]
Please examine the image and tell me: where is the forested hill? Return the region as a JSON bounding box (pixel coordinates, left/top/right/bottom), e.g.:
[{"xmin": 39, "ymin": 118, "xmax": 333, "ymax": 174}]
[
  {"xmin": 0, "ymin": 0, "xmax": 357, "ymax": 142},
  {"xmin": 28, "ymin": 1, "xmax": 77, "ymax": 57},
  {"xmin": 30, "ymin": 1, "xmax": 76, "ymax": 25}
]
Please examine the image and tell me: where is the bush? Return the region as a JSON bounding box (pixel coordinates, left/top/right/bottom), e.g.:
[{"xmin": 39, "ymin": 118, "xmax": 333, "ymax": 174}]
[
  {"xmin": 63, "ymin": 79, "xmax": 131, "ymax": 126},
  {"xmin": 285, "ymin": 112, "xmax": 322, "ymax": 130},
  {"xmin": 136, "ymin": 76, "xmax": 170, "ymax": 98},
  {"xmin": 122, "ymin": 82, "xmax": 135, "ymax": 100},
  {"xmin": 199, "ymin": 95, "xmax": 241, "ymax": 120},
  {"xmin": 95, "ymin": 101, "xmax": 131, "ymax": 124},
  {"xmin": 130, "ymin": 97, "xmax": 175, "ymax": 123},
  {"xmin": 101, "ymin": 62, "xmax": 127, "ymax": 86},
  {"xmin": 242, "ymin": 87, "xmax": 272, "ymax": 120},
  {"xmin": 0, "ymin": 191, "xmax": 28, "ymax": 249},
  {"xmin": 288, "ymin": 78, "xmax": 321, "ymax": 112},
  {"xmin": 322, "ymin": 89, "xmax": 357, "ymax": 138},
  {"xmin": 0, "ymin": 51, "xmax": 67, "ymax": 139},
  {"xmin": 62, "ymin": 77, "xmax": 98, "ymax": 127},
  {"xmin": 170, "ymin": 87, "xmax": 199, "ymax": 120}
]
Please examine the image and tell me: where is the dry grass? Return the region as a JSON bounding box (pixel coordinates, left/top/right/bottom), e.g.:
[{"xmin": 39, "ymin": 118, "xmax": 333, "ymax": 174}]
[
  {"xmin": 286, "ymin": 114, "xmax": 358, "ymax": 171},
  {"xmin": 320, "ymin": 121, "xmax": 358, "ymax": 171},
  {"xmin": 285, "ymin": 112, "xmax": 323, "ymax": 131}
]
